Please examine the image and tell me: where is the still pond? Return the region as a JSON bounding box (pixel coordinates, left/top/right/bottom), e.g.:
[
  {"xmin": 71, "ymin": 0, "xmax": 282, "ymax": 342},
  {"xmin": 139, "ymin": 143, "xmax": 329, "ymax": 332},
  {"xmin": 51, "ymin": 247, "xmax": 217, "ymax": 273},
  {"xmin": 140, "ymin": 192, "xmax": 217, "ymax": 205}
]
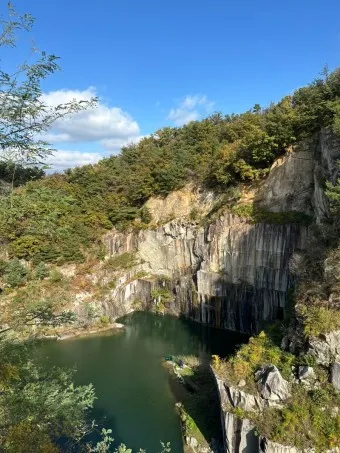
[{"xmin": 36, "ymin": 312, "xmax": 246, "ymax": 452}]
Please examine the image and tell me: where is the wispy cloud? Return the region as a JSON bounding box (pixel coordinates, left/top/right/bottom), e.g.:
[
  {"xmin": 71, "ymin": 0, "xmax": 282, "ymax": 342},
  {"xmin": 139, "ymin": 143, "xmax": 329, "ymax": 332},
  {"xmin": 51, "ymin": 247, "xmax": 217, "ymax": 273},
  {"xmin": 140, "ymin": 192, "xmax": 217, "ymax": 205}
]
[{"xmin": 167, "ymin": 94, "xmax": 215, "ymax": 126}]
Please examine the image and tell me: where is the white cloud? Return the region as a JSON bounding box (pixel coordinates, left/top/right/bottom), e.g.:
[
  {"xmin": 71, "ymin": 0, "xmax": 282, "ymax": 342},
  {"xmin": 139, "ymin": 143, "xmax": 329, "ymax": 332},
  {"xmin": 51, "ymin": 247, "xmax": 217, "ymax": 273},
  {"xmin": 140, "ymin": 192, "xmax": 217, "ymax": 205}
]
[
  {"xmin": 41, "ymin": 88, "xmax": 141, "ymax": 150},
  {"xmin": 168, "ymin": 95, "xmax": 215, "ymax": 126},
  {"xmin": 99, "ymin": 135, "xmax": 145, "ymax": 152},
  {"xmin": 45, "ymin": 149, "xmax": 103, "ymax": 172}
]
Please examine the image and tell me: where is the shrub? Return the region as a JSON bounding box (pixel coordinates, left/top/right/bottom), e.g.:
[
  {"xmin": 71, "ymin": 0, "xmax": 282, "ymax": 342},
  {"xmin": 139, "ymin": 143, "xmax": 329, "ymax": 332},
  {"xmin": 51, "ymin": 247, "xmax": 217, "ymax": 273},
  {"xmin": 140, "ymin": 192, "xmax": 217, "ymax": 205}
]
[
  {"xmin": 49, "ymin": 268, "xmax": 64, "ymax": 283},
  {"xmin": 8, "ymin": 235, "xmax": 43, "ymax": 260},
  {"xmin": 34, "ymin": 262, "xmax": 49, "ymax": 280},
  {"xmin": 212, "ymin": 331, "xmax": 295, "ymax": 386},
  {"xmin": 99, "ymin": 315, "xmax": 110, "ymax": 325},
  {"xmin": 0, "ymin": 259, "xmax": 7, "ymax": 276},
  {"xmin": 189, "ymin": 207, "xmax": 200, "ymax": 221},
  {"xmin": 297, "ymin": 353, "xmax": 317, "ymax": 367},
  {"xmin": 298, "ymin": 304, "xmax": 340, "ymax": 337},
  {"xmin": 151, "ymin": 288, "xmax": 172, "ymax": 303},
  {"xmin": 138, "ymin": 206, "xmax": 152, "ymax": 224},
  {"xmin": 103, "ymin": 253, "xmax": 138, "ymax": 271},
  {"xmin": 4, "ymin": 259, "xmax": 28, "ymax": 288}
]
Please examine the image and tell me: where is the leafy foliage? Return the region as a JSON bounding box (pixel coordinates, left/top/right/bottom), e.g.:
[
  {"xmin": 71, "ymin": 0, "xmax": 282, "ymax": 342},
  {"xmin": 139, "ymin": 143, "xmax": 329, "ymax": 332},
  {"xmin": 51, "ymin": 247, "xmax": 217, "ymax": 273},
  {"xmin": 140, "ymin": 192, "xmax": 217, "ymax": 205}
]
[
  {"xmin": 212, "ymin": 331, "xmax": 295, "ymax": 389},
  {"xmin": 0, "ymin": 343, "xmax": 95, "ymax": 452},
  {"xmin": 0, "ymin": 4, "xmax": 96, "ymax": 170},
  {"xmin": 298, "ymin": 304, "xmax": 340, "ymax": 337},
  {"xmin": 34, "ymin": 261, "xmax": 49, "ymax": 280}
]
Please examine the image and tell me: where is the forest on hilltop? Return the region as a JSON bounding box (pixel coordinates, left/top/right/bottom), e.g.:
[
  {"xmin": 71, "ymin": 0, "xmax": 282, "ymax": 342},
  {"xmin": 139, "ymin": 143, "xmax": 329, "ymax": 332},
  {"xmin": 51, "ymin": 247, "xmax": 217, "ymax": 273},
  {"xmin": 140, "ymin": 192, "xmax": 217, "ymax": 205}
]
[{"xmin": 2, "ymin": 67, "xmax": 340, "ymax": 265}]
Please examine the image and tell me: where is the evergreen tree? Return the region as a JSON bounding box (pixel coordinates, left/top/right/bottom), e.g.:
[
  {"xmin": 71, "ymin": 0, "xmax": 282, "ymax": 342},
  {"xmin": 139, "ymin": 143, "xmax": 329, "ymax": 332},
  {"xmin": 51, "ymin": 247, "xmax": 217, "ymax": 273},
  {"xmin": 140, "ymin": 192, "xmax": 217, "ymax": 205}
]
[
  {"xmin": 4, "ymin": 258, "xmax": 27, "ymax": 287},
  {"xmin": 34, "ymin": 261, "xmax": 49, "ymax": 280}
]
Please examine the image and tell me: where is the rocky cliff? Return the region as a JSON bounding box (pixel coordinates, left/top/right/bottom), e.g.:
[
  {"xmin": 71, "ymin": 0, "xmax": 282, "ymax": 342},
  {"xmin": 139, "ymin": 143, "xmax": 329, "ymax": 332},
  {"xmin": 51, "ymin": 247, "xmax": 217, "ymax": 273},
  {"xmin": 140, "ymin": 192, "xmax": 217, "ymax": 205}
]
[
  {"xmin": 103, "ymin": 214, "xmax": 308, "ymax": 334},
  {"xmin": 100, "ymin": 129, "xmax": 339, "ymax": 335},
  {"xmin": 94, "ymin": 129, "xmax": 340, "ymax": 452}
]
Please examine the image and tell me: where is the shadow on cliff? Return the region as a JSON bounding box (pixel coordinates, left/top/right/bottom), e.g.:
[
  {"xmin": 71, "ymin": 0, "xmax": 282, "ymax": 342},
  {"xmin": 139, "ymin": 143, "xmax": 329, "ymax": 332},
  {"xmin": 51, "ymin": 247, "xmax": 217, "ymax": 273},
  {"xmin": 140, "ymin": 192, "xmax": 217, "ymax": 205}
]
[
  {"xmin": 181, "ymin": 207, "xmax": 310, "ymax": 335},
  {"xmin": 168, "ymin": 363, "xmax": 224, "ymax": 450}
]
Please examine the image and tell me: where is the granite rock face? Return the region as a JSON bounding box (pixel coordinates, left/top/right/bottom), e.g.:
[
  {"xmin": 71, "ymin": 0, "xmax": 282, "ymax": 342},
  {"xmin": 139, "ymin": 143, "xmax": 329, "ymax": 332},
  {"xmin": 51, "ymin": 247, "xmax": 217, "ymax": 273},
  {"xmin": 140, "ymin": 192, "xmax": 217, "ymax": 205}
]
[
  {"xmin": 102, "ymin": 129, "xmax": 340, "ymax": 334},
  {"xmin": 224, "ymin": 411, "xmax": 259, "ymax": 453},
  {"xmin": 215, "ymin": 375, "xmax": 262, "ymax": 412},
  {"xmin": 256, "ymin": 129, "xmax": 340, "ymax": 221},
  {"xmin": 213, "ymin": 369, "xmax": 339, "ymax": 453},
  {"xmin": 104, "ymin": 216, "xmax": 309, "ymax": 334},
  {"xmin": 255, "ymin": 150, "xmax": 315, "ymax": 215}
]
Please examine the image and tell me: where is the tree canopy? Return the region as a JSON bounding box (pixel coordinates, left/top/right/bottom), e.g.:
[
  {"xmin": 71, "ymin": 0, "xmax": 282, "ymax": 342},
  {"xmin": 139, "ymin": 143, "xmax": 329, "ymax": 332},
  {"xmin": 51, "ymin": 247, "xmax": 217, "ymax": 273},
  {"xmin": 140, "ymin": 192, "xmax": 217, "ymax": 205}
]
[{"xmin": 1, "ymin": 67, "xmax": 340, "ymax": 264}]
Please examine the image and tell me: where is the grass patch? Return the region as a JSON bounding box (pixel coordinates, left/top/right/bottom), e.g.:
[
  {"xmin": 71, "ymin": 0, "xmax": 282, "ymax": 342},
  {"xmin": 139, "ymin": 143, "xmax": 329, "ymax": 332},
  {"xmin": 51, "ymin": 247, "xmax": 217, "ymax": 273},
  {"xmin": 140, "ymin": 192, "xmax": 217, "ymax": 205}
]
[
  {"xmin": 103, "ymin": 252, "xmax": 138, "ymax": 271},
  {"xmin": 178, "ymin": 405, "xmax": 206, "ymax": 445},
  {"xmin": 230, "ymin": 203, "xmax": 313, "ymax": 225}
]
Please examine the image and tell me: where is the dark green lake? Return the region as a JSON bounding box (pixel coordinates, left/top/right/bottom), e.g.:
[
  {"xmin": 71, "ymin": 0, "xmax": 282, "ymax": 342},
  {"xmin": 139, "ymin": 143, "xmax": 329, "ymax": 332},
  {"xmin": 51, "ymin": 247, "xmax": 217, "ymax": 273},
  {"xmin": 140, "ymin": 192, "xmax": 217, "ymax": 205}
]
[{"xmin": 36, "ymin": 312, "xmax": 246, "ymax": 452}]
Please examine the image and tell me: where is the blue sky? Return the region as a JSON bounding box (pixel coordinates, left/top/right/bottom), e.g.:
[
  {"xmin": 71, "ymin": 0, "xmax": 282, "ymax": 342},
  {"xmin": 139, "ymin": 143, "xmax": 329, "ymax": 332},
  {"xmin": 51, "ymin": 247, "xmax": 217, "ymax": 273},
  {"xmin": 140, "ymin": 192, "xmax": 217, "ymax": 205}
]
[{"xmin": 3, "ymin": 0, "xmax": 340, "ymax": 170}]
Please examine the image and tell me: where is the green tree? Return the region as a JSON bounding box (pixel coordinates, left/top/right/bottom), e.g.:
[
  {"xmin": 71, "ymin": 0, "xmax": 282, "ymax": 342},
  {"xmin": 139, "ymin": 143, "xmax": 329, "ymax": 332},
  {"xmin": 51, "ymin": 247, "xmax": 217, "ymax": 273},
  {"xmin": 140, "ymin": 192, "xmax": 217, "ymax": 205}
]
[
  {"xmin": 34, "ymin": 261, "xmax": 49, "ymax": 280},
  {"xmin": 0, "ymin": 3, "xmax": 96, "ymax": 193},
  {"xmin": 3, "ymin": 258, "xmax": 27, "ymax": 287},
  {"xmin": 0, "ymin": 343, "xmax": 96, "ymax": 452}
]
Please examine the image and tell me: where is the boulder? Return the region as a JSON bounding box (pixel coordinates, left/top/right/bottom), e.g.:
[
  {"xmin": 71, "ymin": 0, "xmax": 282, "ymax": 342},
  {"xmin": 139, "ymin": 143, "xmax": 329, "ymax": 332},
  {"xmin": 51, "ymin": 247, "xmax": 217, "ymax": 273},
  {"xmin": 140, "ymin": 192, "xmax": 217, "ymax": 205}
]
[
  {"xmin": 298, "ymin": 366, "xmax": 316, "ymax": 381},
  {"xmin": 308, "ymin": 331, "xmax": 340, "ymax": 365},
  {"xmin": 185, "ymin": 436, "xmax": 198, "ymax": 449},
  {"xmin": 214, "ymin": 374, "xmax": 263, "ymax": 412},
  {"xmin": 255, "ymin": 366, "xmax": 291, "ymax": 402}
]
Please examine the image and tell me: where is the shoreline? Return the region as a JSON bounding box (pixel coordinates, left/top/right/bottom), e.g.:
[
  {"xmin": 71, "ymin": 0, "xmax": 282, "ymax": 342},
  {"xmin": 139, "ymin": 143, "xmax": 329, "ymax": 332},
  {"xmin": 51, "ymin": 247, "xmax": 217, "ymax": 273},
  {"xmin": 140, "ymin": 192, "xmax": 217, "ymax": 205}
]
[{"xmin": 41, "ymin": 322, "xmax": 125, "ymax": 341}]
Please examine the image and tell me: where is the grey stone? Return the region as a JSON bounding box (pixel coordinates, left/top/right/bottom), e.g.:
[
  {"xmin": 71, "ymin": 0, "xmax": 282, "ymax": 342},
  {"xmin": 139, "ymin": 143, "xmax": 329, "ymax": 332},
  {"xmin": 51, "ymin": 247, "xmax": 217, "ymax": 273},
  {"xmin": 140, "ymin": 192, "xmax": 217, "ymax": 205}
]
[
  {"xmin": 331, "ymin": 362, "xmax": 340, "ymax": 391},
  {"xmin": 186, "ymin": 436, "xmax": 198, "ymax": 448},
  {"xmin": 308, "ymin": 331, "xmax": 340, "ymax": 365},
  {"xmin": 259, "ymin": 437, "xmax": 312, "ymax": 452},
  {"xmin": 227, "ymin": 384, "xmax": 262, "ymax": 411},
  {"xmin": 255, "ymin": 366, "xmax": 290, "ymax": 402},
  {"xmin": 238, "ymin": 379, "xmax": 246, "ymax": 388},
  {"xmin": 224, "ymin": 411, "xmax": 259, "ymax": 453},
  {"xmin": 298, "ymin": 366, "xmax": 316, "ymax": 381},
  {"xmin": 255, "ymin": 150, "xmax": 315, "ymax": 215},
  {"xmin": 214, "ymin": 374, "xmax": 262, "ymax": 412}
]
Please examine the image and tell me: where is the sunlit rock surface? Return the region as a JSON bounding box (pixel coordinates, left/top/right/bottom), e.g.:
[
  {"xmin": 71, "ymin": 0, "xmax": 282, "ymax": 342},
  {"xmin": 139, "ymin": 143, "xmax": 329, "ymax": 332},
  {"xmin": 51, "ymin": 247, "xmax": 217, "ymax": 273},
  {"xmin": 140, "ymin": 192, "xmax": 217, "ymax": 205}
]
[
  {"xmin": 103, "ymin": 130, "xmax": 340, "ymax": 334},
  {"xmin": 104, "ymin": 215, "xmax": 309, "ymax": 334}
]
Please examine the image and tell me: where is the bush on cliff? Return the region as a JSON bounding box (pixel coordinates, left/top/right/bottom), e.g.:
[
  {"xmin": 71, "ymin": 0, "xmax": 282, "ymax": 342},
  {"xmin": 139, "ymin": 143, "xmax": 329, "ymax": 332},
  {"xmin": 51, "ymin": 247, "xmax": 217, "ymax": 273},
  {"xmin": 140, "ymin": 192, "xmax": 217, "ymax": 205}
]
[{"xmin": 212, "ymin": 331, "xmax": 295, "ymax": 390}]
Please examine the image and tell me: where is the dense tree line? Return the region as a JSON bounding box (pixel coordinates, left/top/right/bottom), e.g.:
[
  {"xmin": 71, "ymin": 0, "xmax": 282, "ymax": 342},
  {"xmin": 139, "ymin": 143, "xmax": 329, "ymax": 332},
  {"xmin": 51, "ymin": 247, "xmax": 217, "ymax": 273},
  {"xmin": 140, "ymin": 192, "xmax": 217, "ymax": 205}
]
[{"xmin": 2, "ymin": 68, "xmax": 340, "ymax": 264}]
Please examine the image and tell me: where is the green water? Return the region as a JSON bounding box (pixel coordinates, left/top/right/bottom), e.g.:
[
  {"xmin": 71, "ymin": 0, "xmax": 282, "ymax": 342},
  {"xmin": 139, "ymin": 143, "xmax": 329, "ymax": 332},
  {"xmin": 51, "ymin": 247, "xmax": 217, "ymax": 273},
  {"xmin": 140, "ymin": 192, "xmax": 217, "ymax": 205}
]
[{"xmin": 36, "ymin": 312, "xmax": 246, "ymax": 452}]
